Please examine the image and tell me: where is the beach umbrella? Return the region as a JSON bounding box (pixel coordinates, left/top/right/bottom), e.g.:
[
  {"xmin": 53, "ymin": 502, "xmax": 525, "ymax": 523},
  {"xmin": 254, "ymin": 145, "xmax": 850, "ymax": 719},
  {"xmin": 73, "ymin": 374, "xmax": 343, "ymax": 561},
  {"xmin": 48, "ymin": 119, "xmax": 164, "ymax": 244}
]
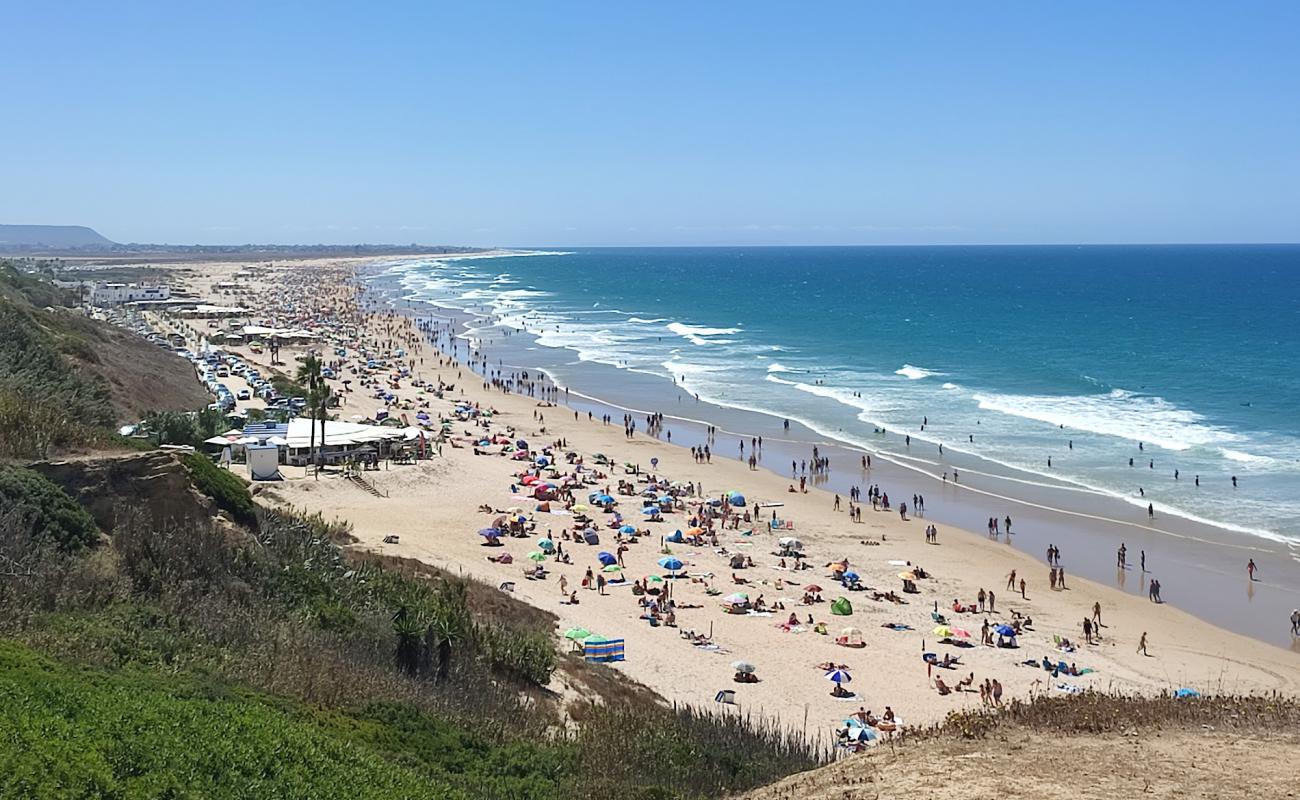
[
  {"xmin": 724, "ymin": 592, "xmax": 749, "ymax": 604},
  {"xmin": 778, "ymin": 536, "xmax": 802, "ymax": 549},
  {"xmin": 572, "ymin": 504, "xmax": 590, "ymax": 513},
  {"xmin": 478, "ymin": 528, "xmax": 501, "ymax": 538},
  {"xmin": 804, "ymin": 584, "xmax": 824, "ymax": 593},
  {"xmin": 994, "ymin": 624, "xmax": 1016, "ymax": 637},
  {"xmin": 842, "ymin": 571, "xmax": 860, "ymax": 582},
  {"xmin": 641, "ymin": 507, "xmax": 659, "ymax": 515},
  {"xmin": 516, "ymin": 439, "xmax": 528, "ymax": 449},
  {"xmin": 898, "ymin": 571, "xmax": 918, "ymax": 581},
  {"xmin": 597, "ymin": 551, "xmax": 617, "ymax": 566},
  {"xmin": 825, "ymin": 669, "xmax": 852, "ymax": 684},
  {"xmin": 646, "ymin": 575, "xmax": 665, "ymax": 584},
  {"xmin": 729, "ymin": 493, "xmax": 746, "ymax": 506},
  {"xmin": 537, "ymin": 538, "xmax": 554, "ymax": 552},
  {"xmin": 527, "ymin": 551, "xmax": 547, "ymax": 562},
  {"xmin": 506, "ymin": 506, "xmax": 523, "ymax": 513},
  {"xmin": 602, "ymin": 564, "xmax": 623, "ymax": 573},
  {"xmin": 933, "ymin": 625, "xmax": 953, "ymax": 638},
  {"xmin": 596, "ymin": 494, "xmax": 616, "ymax": 504},
  {"xmin": 581, "ymin": 634, "xmax": 608, "ymax": 644},
  {"xmin": 731, "ymin": 660, "xmax": 756, "ymax": 674},
  {"xmin": 950, "ymin": 628, "xmax": 971, "ymax": 638},
  {"xmin": 619, "ymin": 524, "xmax": 636, "ymax": 534},
  {"xmin": 563, "ymin": 627, "xmax": 591, "ymax": 641},
  {"xmin": 845, "ymin": 725, "xmax": 876, "ymax": 742},
  {"xmin": 535, "ymin": 456, "xmax": 550, "ymax": 466},
  {"xmin": 658, "ymin": 556, "xmax": 683, "ymax": 573}
]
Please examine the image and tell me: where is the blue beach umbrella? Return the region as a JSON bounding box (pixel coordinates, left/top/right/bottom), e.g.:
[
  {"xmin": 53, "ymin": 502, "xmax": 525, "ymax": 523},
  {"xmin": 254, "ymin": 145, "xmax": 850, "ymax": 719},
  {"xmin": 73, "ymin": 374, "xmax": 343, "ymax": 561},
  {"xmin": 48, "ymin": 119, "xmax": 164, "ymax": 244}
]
[
  {"xmin": 842, "ymin": 571, "xmax": 860, "ymax": 583},
  {"xmin": 619, "ymin": 524, "xmax": 636, "ymax": 534},
  {"xmin": 478, "ymin": 528, "xmax": 501, "ymax": 538},
  {"xmin": 658, "ymin": 556, "xmax": 683, "ymax": 575},
  {"xmin": 641, "ymin": 507, "xmax": 659, "ymax": 515},
  {"xmin": 994, "ymin": 624, "xmax": 1016, "ymax": 637},
  {"xmin": 597, "ymin": 551, "xmax": 617, "ymax": 567},
  {"xmin": 537, "ymin": 537, "xmax": 554, "ymax": 552}
]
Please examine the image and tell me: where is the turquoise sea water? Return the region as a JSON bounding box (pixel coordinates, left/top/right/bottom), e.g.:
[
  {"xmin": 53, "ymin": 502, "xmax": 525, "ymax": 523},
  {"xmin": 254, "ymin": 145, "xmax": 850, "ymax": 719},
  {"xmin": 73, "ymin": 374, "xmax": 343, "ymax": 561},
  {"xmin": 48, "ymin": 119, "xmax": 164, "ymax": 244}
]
[{"xmin": 386, "ymin": 245, "xmax": 1300, "ymax": 544}]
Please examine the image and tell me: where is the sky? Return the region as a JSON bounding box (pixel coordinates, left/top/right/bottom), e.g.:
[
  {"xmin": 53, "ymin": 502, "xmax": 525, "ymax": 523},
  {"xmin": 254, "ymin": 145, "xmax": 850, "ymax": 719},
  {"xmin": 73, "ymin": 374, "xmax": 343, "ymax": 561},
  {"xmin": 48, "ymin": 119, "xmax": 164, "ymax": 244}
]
[{"xmin": 3, "ymin": 2, "xmax": 1299, "ymax": 247}]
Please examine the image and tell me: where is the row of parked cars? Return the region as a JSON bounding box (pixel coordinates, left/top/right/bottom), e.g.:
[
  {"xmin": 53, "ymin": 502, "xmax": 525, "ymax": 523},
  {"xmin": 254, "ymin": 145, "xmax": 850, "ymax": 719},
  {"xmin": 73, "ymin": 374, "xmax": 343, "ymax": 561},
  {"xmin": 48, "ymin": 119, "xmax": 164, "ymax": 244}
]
[{"xmin": 191, "ymin": 349, "xmax": 308, "ymax": 414}]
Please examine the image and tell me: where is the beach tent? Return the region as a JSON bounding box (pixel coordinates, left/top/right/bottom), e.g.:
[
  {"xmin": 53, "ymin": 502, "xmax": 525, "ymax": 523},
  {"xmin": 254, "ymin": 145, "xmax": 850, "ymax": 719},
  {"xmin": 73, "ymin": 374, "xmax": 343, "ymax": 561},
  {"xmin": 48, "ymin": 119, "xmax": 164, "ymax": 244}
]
[
  {"xmin": 831, "ymin": 597, "xmax": 853, "ymax": 616},
  {"xmin": 665, "ymin": 530, "xmax": 685, "ymax": 543},
  {"xmin": 597, "ymin": 551, "xmax": 617, "ymax": 566}
]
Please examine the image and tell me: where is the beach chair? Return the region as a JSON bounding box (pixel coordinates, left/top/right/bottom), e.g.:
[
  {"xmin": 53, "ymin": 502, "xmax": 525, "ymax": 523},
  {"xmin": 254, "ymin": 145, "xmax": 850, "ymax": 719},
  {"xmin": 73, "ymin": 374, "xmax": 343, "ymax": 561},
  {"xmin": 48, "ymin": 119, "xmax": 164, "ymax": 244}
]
[
  {"xmin": 714, "ymin": 690, "xmax": 737, "ymax": 705},
  {"xmin": 498, "ymin": 581, "xmax": 515, "ymax": 593}
]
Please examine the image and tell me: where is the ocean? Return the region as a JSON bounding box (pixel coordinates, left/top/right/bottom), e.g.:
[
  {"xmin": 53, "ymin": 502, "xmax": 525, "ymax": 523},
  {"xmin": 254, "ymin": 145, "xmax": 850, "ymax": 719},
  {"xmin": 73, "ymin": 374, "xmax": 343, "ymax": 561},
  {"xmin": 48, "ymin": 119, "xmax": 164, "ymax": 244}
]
[{"xmin": 382, "ymin": 245, "xmax": 1300, "ymax": 546}]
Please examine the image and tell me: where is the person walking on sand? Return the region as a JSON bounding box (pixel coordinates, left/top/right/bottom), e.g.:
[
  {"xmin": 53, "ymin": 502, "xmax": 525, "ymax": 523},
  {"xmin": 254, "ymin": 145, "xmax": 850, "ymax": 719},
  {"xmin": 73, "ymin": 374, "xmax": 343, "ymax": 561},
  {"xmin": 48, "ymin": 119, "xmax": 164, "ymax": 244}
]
[
  {"xmin": 978, "ymin": 588, "xmax": 986, "ymax": 612},
  {"xmin": 1019, "ymin": 578, "xmax": 1027, "ymax": 600},
  {"xmin": 1083, "ymin": 616, "xmax": 1093, "ymax": 645},
  {"xmin": 1092, "ymin": 601, "xmax": 1102, "ymax": 628},
  {"xmin": 987, "ymin": 590, "xmax": 995, "ymax": 613},
  {"xmin": 1007, "ymin": 570, "xmax": 1016, "ymax": 590},
  {"xmin": 1137, "ymin": 631, "xmax": 1149, "ymax": 656},
  {"xmin": 559, "ymin": 575, "xmax": 568, "ymax": 596}
]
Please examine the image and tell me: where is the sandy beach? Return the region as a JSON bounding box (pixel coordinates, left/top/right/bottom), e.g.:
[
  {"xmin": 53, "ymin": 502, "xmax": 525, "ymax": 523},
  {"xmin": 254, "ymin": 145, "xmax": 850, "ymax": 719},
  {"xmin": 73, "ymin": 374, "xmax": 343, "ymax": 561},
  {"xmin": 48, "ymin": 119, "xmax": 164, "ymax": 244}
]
[{"xmin": 141, "ymin": 257, "xmax": 1300, "ymax": 735}]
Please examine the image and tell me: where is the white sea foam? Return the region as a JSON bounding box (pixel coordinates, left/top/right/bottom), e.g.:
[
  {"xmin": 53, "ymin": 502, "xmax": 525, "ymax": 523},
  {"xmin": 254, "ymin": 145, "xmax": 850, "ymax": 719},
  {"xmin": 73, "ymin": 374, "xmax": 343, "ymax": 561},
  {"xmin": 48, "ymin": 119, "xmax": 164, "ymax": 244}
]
[
  {"xmin": 973, "ymin": 388, "xmax": 1243, "ymax": 452},
  {"xmin": 941, "ymin": 382, "xmax": 959, "ymax": 390},
  {"xmin": 628, "ymin": 317, "xmax": 669, "ymax": 324},
  {"xmin": 1219, "ymin": 448, "xmax": 1286, "ymax": 468},
  {"xmin": 666, "ymin": 322, "xmax": 742, "ymax": 346},
  {"xmin": 895, "ymin": 364, "xmax": 944, "ymax": 380}
]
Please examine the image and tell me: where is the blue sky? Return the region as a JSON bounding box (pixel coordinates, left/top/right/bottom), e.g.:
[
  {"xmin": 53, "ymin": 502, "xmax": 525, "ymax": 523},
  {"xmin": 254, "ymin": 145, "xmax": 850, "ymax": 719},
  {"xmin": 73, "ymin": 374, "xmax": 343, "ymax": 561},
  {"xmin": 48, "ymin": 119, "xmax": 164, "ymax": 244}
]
[{"xmin": 4, "ymin": 2, "xmax": 1298, "ymax": 246}]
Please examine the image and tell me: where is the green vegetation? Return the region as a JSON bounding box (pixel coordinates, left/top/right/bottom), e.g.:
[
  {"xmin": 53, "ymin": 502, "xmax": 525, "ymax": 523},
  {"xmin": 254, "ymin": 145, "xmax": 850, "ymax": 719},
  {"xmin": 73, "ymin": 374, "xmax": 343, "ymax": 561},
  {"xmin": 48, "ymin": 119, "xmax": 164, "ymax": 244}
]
[
  {"xmin": 0, "ymin": 466, "xmax": 98, "ymax": 551},
  {"xmin": 138, "ymin": 407, "xmax": 228, "ymax": 448},
  {"xmin": 269, "ymin": 371, "xmax": 307, "ymax": 398},
  {"xmin": 0, "ymin": 463, "xmax": 826, "ymax": 798},
  {"xmin": 180, "ymin": 452, "xmax": 256, "ymax": 524},
  {"xmin": 0, "ymin": 264, "xmax": 113, "ymax": 458},
  {"xmin": 0, "ymin": 641, "xmax": 442, "ymax": 800}
]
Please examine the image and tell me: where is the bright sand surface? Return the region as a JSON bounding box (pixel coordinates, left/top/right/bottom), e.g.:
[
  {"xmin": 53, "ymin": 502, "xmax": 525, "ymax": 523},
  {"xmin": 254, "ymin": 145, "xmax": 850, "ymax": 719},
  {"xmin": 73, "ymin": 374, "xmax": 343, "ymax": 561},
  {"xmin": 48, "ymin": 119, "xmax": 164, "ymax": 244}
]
[{"xmin": 145, "ymin": 258, "xmax": 1300, "ymax": 734}]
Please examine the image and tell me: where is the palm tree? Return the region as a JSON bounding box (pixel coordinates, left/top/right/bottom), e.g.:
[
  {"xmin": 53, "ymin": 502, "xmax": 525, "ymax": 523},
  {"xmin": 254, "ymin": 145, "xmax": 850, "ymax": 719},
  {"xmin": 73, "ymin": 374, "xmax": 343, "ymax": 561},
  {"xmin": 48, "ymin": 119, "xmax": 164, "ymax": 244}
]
[
  {"xmin": 313, "ymin": 382, "xmax": 333, "ymax": 477},
  {"xmin": 295, "ymin": 355, "xmax": 322, "ymax": 473}
]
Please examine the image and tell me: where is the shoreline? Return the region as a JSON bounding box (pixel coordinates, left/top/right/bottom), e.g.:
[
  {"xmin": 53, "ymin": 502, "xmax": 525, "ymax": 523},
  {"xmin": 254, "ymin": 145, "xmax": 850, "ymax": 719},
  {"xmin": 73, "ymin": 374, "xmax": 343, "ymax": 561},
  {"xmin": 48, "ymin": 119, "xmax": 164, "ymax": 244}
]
[{"xmin": 364, "ymin": 258, "xmax": 1300, "ymax": 650}]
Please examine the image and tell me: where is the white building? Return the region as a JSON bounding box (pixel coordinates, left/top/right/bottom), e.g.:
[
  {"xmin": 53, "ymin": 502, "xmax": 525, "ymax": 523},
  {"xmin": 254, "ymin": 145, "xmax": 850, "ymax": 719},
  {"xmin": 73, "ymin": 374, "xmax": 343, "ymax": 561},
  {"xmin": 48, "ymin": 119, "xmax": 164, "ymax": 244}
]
[{"xmin": 91, "ymin": 282, "xmax": 171, "ymax": 306}]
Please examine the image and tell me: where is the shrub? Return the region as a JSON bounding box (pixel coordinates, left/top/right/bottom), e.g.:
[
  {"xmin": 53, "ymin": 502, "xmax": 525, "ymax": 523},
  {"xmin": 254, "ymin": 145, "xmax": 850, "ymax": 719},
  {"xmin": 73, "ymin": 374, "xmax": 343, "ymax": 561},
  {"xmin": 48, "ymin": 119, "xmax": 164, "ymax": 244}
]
[
  {"xmin": 0, "ymin": 465, "xmax": 99, "ymax": 551},
  {"xmin": 180, "ymin": 452, "xmax": 255, "ymax": 524}
]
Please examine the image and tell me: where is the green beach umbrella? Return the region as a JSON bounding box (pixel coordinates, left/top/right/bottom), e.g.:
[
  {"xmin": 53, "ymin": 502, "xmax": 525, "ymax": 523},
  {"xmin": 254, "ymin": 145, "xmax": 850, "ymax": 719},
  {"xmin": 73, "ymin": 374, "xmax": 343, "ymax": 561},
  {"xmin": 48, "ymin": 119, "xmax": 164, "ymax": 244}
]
[
  {"xmin": 646, "ymin": 575, "xmax": 665, "ymax": 584},
  {"xmin": 527, "ymin": 551, "xmax": 548, "ymax": 562},
  {"xmin": 602, "ymin": 564, "xmax": 623, "ymax": 573},
  {"xmin": 563, "ymin": 627, "xmax": 591, "ymax": 641}
]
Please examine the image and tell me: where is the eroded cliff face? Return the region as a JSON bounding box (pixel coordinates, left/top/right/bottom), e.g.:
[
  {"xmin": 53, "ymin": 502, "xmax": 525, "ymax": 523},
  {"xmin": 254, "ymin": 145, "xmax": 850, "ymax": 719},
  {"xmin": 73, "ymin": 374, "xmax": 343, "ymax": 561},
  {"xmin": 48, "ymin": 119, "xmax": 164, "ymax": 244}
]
[{"xmin": 28, "ymin": 451, "xmax": 217, "ymax": 533}]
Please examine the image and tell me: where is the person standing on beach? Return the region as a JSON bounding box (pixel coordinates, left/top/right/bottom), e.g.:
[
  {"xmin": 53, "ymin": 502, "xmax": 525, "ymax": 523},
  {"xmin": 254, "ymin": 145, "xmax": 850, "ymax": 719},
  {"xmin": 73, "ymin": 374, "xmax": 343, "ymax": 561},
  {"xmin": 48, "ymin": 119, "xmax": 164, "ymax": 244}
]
[
  {"xmin": 987, "ymin": 590, "xmax": 995, "ymax": 612},
  {"xmin": 1248, "ymin": 559, "xmax": 1258, "ymax": 581},
  {"xmin": 978, "ymin": 588, "xmax": 986, "ymax": 612},
  {"xmin": 1006, "ymin": 570, "xmax": 1016, "ymax": 590},
  {"xmin": 1083, "ymin": 617, "xmax": 1093, "ymax": 645},
  {"xmin": 1117, "ymin": 544, "xmax": 1127, "ymax": 568},
  {"xmin": 1019, "ymin": 578, "xmax": 1027, "ymax": 600},
  {"xmin": 1092, "ymin": 602, "xmax": 1102, "ymax": 628},
  {"xmin": 1140, "ymin": 550, "xmax": 1146, "ymax": 572},
  {"xmin": 1292, "ymin": 609, "xmax": 1300, "ymax": 636},
  {"xmin": 1137, "ymin": 632, "xmax": 1149, "ymax": 656}
]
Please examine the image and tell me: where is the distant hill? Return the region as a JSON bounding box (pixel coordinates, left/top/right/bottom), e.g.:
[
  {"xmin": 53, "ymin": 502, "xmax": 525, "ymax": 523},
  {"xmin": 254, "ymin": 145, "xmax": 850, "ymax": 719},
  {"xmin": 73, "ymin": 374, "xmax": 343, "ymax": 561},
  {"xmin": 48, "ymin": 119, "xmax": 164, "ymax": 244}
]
[{"xmin": 0, "ymin": 224, "xmax": 115, "ymax": 249}]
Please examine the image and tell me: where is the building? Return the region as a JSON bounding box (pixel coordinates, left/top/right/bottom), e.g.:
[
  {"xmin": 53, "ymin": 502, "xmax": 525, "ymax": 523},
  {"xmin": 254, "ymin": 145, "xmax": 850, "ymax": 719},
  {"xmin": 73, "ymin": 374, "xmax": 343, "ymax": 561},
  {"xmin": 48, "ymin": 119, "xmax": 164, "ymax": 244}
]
[{"xmin": 90, "ymin": 282, "xmax": 171, "ymax": 306}]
